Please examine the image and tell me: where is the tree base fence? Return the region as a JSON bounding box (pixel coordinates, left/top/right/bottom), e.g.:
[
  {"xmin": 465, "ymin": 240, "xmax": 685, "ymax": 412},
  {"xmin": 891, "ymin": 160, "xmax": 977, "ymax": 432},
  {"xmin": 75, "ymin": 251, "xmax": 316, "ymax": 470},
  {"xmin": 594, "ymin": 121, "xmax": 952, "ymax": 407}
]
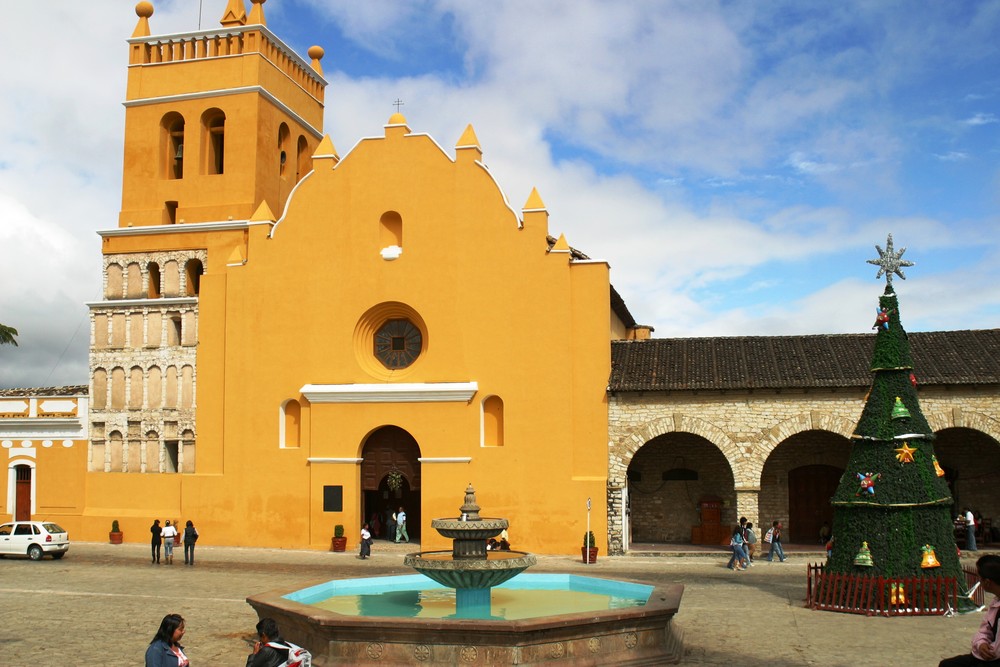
[{"xmin": 806, "ymin": 562, "xmax": 978, "ymax": 616}]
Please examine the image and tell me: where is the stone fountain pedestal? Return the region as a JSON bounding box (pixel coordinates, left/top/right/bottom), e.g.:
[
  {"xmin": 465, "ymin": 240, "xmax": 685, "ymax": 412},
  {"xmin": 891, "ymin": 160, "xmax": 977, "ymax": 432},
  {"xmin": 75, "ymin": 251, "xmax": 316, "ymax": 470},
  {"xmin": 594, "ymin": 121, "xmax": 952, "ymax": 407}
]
[{"xmin": 404, "ymin": 484, "xmax": 537, "ymax": 618}]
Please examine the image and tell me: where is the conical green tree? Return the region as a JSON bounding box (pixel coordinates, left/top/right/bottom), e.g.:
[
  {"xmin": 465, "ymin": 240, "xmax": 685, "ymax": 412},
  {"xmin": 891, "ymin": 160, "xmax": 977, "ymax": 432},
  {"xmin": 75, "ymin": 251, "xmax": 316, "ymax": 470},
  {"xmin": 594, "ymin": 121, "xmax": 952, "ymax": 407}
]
[{"xmin": 827, "ymin": 239, "xmax": 965, "ymax": 602}]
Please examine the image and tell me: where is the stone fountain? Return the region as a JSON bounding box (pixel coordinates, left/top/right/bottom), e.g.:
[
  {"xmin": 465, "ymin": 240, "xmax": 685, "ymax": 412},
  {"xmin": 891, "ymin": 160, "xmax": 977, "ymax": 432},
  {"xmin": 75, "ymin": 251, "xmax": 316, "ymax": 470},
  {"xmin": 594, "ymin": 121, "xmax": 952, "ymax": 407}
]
[
  {"xmin": 246, "ymin": 485, "xmax": 684, "ymax": 665},
  {"xmin": 403, "ymin": 484, "xmax": 536, "ymax": 617}
]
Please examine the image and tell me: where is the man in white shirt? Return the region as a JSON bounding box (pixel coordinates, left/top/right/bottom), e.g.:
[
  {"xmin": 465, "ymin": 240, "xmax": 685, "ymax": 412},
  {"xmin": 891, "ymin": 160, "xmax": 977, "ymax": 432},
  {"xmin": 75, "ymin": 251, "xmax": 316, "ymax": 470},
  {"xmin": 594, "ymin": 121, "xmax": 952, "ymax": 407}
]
[
  {"xmin": 395, "ymin": 507, "xmax": 408, "ymax": 543},
  {"xmin": 966, "ymin": 508, "xmax": 979, "ymax": 552}
]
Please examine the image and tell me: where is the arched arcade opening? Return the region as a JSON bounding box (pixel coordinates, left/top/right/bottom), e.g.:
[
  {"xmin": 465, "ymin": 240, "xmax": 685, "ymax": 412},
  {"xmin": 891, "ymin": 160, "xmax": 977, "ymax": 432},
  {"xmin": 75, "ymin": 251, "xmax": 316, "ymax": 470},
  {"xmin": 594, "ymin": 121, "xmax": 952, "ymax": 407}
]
[
  {"xmin": 760, "ymin": 429, "xmax": 850, "ymax": 543},
  {"xmin": 625, "ymin": 432, "xmax": 735, "ymax": 546}
]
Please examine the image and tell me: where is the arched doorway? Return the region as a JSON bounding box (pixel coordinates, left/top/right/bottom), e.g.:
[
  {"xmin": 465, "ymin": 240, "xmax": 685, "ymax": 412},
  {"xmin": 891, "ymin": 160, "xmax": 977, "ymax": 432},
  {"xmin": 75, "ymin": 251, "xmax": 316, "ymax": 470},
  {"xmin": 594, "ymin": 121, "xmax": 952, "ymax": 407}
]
[
  {"xmin": 13, "ymin": 464, "xmax": 32, "ymax": 521},
  {"xmin": 360, "ymin": 426, "xmax": 421, "ymax": 541},
  {"xmin": 935, "ymin": 427, "xmax": 1000, "ymax": 523},
  {"xmin": 762, "ymin": 430, "xmax": 848, "ymax": 543},
  {"xmin": 788, "ymin": 464, "xmax": 841, "ymax": 544},
  {"xmin": 625, "ymin": 432, "xmax": 734, "ymax": 544}
]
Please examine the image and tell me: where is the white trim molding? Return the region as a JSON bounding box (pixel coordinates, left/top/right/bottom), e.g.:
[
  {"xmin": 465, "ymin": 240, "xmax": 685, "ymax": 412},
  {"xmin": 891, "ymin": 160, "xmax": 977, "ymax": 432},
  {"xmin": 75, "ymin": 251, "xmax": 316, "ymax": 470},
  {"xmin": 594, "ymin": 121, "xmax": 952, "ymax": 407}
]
[
  {"xmin": 307, "ymin": 457, "xmax": 363, "ymax": 464},
  {"xmin": 301, "ymin": 382, "xmax": 478, "ymax": 404},
  {"xmin": 418, "ymin": 457, "xmax": 473, "ymax": 464}
]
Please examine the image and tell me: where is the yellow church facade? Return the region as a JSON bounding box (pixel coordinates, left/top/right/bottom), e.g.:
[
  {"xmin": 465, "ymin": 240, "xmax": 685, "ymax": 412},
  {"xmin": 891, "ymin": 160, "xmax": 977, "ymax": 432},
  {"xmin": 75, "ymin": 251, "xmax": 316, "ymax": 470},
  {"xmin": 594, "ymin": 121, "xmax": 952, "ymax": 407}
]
[{"xmin": 0, "ymin": 1, "xmax": 637, "ymax": 555}]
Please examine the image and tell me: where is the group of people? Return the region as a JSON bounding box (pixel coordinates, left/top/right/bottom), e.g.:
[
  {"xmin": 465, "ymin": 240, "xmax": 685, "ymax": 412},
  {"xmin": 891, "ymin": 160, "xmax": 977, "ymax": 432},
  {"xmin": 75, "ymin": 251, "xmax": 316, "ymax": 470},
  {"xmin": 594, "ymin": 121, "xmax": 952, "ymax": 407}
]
[
  {"xmin": 382, "ymin": 506, "xmax": 408, "ymax": 543},
  {"xmin": 145, "ymin": 614, "xmax": 307, "ymax": 667},
  {"xmin": 356, "ymin": 506, "xmax": 410, "ymax": 560},
  {"xmin": 487, "ymin": 529, "xmax": 511, "ymax": 551},
  {"xmin": 150, "ymin": 519, "xmax": 199, "ymax": 566},
  {"xmin": 727, "ymin": 517, "xmax": 786, "ymax": 570}
]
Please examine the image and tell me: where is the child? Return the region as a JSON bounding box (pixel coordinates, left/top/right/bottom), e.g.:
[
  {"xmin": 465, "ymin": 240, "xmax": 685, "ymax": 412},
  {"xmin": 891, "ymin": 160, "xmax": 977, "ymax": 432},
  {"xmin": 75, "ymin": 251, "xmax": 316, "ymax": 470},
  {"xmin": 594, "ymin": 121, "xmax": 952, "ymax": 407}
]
[{"xmin": 938, "ymin": 555, "xmax": 1000, "ymax": 666}]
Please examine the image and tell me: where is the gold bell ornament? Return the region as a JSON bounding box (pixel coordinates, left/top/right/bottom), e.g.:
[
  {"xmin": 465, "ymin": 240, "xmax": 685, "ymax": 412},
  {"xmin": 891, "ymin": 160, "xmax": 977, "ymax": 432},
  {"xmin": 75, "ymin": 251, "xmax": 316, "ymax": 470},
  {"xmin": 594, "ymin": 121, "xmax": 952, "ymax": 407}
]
[
  {"xmin": 890, "ymin": 583, "xmax": 907, "ymax": 605},
  {"xmin": 854, "ymin": 541, "xmax": 874, "ymax": 567},
  {"xmin": 921, "ymin": 544, "xmax": 941, "ymax": 569},
  {"xmin": 891, "ymin": 396, "xmax": 911, "ymax": 420},
  {"xmin": 932, "ymin": 455, "xmax": 945, "ymax": 477}
]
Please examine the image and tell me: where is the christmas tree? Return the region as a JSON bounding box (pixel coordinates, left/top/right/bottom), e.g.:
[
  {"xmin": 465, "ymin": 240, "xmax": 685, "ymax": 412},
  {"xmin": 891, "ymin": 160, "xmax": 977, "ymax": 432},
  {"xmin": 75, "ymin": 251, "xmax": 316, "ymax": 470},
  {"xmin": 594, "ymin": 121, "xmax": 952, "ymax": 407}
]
[{"xmin": 827, "ymin": 235, "xmax": 966, "ymax": 597}]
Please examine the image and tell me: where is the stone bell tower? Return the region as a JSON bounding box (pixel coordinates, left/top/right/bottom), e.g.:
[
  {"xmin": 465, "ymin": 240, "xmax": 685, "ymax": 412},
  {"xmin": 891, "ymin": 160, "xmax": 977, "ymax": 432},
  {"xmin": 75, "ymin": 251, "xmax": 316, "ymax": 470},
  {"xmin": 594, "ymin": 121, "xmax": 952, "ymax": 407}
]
[{"xmin": 87, "ymin": 0, "xmax": 326, "ymax": 475}]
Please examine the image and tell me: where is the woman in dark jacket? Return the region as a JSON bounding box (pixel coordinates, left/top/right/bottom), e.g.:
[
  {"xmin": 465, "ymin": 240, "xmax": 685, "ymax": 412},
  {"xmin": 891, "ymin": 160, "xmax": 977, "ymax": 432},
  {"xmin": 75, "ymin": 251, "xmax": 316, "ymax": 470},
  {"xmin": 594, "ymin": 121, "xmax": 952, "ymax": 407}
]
[
  {"xmin": 150, "ymin": 519, "xmax": 162, "ymax": 564},
  {"xmin": 183, "ymin": 520, "xmax": 199, "ymax": 565},
  {"xmin": 145, "ymin": 613, "xmax": 189, "ymax": 666}
]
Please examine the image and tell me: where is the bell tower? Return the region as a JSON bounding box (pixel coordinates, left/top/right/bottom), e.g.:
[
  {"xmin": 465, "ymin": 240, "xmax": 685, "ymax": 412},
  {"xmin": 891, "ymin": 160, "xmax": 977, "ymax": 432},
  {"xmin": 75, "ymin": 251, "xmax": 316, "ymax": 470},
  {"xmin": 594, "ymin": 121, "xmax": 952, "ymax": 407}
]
[
  {"xmin": 119, "ymin": 0, "xmax": 326, "ymax": 227},
  {"xmin": 87, "ymin": 1, "xmax": 326, "ymax": 479}
]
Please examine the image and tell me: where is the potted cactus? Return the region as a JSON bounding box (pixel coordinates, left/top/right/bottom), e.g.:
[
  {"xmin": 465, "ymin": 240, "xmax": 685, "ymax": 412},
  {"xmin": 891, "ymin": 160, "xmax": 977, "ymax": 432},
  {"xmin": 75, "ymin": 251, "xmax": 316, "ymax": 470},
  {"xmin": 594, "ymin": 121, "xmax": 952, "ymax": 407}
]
[
  {"xmin": 582, "ymin": 531, "xmax": 598, "ymax": 563},
  {"xmin": 109, "ymin": 520, "xmax": 124, "ymax": 545},
  {"xmin": 330, "ymin": 524, "xmax": 347, "ymax": 552}
]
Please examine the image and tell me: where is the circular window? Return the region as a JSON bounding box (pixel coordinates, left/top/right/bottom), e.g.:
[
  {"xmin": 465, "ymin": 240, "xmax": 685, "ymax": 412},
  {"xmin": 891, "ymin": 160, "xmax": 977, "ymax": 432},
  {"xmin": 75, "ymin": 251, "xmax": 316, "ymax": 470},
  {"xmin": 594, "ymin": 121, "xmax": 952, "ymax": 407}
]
[
  {"xmin": 374, "ymin": 319, "xmax": 422, "ymax": 369},
  {"xmin": 353, "ymin": 302, "xmax": 427, "ymax": 379}
]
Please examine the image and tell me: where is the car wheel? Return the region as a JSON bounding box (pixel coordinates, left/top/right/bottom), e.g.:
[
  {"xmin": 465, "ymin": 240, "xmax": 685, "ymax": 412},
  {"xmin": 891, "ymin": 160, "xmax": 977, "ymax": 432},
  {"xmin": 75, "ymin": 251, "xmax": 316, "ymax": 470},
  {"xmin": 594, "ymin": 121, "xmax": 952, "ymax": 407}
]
[
  {"xmin": 52, "ymin": 552, "xmax": 65, "ymax": 560},
  {"xmin": 27, "ymin": 545, "xmax": 43, "ymax": 561}
]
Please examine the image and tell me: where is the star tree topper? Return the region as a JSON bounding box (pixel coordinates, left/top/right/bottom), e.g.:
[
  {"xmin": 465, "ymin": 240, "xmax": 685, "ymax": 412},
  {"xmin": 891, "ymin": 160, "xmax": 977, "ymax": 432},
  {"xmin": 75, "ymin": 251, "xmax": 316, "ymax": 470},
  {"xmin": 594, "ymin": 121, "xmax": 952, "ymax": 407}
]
[{"xmin": 867, "ymin": 233, "xmax": 914, "ymax": 285}]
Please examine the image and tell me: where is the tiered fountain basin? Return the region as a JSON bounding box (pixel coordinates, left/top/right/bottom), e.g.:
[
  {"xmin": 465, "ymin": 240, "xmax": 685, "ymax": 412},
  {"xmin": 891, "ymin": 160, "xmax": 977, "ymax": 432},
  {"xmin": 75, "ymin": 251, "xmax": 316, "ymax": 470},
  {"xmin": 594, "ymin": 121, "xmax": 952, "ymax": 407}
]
[
  {"xmin": 246, "ymin": 573, "xmax": 684, "ymax": 665},
  {"xmin": 246, "ymin": 487, "xmax": 684, "ymax": 664}
]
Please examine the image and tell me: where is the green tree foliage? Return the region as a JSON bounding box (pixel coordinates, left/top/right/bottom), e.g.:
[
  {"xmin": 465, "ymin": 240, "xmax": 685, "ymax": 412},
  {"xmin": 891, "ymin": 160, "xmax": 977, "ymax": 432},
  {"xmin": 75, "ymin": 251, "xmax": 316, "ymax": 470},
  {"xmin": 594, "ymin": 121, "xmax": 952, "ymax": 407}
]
[
  {"xmin": 827, "ymin": 285, "xmax": 964, "ymax": 590},
  {"xmin": 0, "ymin": 323, "xmax": 18, "ymax": 347}
]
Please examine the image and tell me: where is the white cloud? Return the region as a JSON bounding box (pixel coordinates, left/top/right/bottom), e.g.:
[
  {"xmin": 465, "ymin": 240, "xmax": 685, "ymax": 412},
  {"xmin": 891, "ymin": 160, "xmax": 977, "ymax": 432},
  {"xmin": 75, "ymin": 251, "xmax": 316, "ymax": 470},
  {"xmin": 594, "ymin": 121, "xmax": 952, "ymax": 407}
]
[
  {"xmin": 1, "ymin": 0, "xmax": 998, "ymax": 388},
  {"xmin": 964, "ymin": 113, "xmax": 999, "ymax": 126}
]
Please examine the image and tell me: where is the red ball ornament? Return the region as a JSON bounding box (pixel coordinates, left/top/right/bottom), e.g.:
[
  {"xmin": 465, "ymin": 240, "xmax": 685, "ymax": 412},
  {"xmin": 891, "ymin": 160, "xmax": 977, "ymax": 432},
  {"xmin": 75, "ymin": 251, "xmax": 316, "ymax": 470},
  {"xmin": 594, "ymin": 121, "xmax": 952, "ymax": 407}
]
[{"xmin": 910, "ymin": 372, "xmax": 917, "ymax": 387}]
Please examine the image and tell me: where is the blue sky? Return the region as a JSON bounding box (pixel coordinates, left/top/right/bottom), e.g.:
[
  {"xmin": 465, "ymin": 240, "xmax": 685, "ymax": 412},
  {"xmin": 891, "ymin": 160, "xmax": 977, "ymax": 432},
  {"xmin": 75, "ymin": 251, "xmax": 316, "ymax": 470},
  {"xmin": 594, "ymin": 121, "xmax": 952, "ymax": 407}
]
[{"xmin": 1, "ymin": 0, "xmax": 998, "ymax": 388}]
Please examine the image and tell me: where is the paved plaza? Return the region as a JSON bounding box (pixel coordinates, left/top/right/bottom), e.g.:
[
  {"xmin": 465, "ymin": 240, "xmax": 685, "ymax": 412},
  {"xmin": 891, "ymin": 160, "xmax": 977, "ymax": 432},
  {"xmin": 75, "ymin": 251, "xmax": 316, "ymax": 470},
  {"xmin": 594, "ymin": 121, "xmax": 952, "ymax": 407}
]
[{"xmin": 0, "ymin": 540, "xmax": 992, "ymax": 666}]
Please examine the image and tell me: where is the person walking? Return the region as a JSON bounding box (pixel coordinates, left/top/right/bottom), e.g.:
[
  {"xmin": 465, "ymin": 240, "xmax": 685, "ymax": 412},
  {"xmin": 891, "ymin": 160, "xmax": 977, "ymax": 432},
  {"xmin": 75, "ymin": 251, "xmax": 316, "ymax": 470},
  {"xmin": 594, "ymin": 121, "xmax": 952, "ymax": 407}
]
[
  {"xmin": 395, "ymin": 506, "xmax": 409, "ymax": 543},
  {"xmin": 745, "ymin": 522, "xmax": 758, "ymax": 563},
  {"xmin": 161, "ymin": 520, "xmax": 178, "ymax": 565},
  {"xmin": 726, "ymin": 525, "xmax": 748, "ymax": 571},
  {"xmin": 150, "ymin": 519, "xmax": 162, "ymax": 564},
  {"xmin": 145, "ymin": 613, "xmax": 188, "ymax": 667},
  {"xmin": 766, "ymin": 520, "xmax": 787, "ymax": 562},
  {"xmin": 359, "ymin": 523, "xmax": 372, "ymax": 559},
  {"xmin": 183, "ymin": 520, "xmax": 199, "ymax": 565}
]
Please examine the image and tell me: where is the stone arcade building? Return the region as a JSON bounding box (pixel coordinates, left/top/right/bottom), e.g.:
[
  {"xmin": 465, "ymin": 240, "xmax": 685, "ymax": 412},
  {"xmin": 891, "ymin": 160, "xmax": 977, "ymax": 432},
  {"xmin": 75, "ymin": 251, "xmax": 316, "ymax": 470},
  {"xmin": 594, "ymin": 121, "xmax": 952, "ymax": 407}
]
[{"xmin": 606, "ymin": 330, "xmax": 1000, "ymax": 554}]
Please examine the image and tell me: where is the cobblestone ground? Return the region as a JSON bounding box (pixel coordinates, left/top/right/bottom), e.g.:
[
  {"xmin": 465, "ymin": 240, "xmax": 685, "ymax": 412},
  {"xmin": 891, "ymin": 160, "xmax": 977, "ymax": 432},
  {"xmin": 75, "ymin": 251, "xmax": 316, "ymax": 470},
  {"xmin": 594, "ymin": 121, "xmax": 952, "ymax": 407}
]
[{"xmin": 0, "ymin": 541, "xmax": 990, "ymax": 666}]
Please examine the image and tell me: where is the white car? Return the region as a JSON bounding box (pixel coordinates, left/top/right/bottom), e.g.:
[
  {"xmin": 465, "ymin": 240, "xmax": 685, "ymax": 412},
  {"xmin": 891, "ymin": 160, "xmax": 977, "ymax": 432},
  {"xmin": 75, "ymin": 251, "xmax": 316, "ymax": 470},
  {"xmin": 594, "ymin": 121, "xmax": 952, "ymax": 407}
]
[{"xmin": 0, "ymin": 521, "xmax": 69, "ymax": 560}]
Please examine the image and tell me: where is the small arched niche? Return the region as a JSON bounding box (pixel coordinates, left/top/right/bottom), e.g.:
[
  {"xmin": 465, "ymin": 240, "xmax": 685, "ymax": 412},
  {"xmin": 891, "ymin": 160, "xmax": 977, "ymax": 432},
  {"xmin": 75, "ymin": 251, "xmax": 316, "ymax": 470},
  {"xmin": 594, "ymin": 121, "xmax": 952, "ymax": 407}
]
[
  {"xmin": 379, "ymin": 211, "xmax": 403, "ymax": 259},
  {"xmin": 482, "ymin": 395, "xmax": 505, "ymax": 447},
  {"xmin": 280, "ymin": 399, "xmax": 301, "ymax": 448}
]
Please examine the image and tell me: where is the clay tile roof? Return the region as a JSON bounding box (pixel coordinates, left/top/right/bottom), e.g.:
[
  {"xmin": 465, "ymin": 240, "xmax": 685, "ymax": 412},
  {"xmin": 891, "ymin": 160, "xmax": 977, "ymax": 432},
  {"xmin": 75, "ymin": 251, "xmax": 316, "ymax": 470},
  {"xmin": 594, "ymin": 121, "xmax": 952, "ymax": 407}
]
[
  {"xmin": 0, "ymin": 385, "xmax": 89, "ymax": 397},
  {"xmin": 609, "ymin": 329, "xmax": 1000, "ymax": 392}
]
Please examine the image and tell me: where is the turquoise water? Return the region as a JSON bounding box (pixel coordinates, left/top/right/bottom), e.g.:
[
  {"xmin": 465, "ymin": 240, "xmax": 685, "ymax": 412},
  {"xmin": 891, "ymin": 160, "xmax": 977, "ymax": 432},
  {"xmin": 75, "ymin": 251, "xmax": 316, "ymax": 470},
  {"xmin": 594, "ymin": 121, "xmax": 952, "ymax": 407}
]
[{"xmin": 285, "ymin": 573, "xmax": 652, "ymax": 620}]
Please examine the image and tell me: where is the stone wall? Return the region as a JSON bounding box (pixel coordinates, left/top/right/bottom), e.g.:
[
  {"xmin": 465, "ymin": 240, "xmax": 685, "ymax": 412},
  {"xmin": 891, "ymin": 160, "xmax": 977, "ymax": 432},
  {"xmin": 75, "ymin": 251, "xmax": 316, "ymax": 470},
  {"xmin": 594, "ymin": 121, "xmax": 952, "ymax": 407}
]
[{"xmin": 607, "ymin": 387, "xmax": 1000, "ymax": 554}]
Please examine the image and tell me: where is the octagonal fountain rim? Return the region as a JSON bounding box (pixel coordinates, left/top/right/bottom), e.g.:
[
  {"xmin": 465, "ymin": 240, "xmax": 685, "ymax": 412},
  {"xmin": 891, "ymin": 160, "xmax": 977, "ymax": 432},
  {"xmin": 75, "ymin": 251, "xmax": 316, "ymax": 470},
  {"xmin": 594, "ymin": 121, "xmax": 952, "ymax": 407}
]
[{"xmin": 251, "ymin": 573, "xmax": 683, "ymax": 631}]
